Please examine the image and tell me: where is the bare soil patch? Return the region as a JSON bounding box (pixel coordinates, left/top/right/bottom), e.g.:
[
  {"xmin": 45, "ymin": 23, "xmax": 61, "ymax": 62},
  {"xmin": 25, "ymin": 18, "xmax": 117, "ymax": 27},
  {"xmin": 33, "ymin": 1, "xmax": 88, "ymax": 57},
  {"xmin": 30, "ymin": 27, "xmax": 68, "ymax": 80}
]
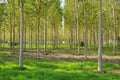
[
  {"xmin": 23, "ymin": 52, "xmax": 120, "ymax": 63},
  {"xmin": 1, "ymin": 50, "xmax": 120, "ymax": 63},
  {"xmin": 114, "ymin": 69, "xmax": 120, "ymax": 74}
]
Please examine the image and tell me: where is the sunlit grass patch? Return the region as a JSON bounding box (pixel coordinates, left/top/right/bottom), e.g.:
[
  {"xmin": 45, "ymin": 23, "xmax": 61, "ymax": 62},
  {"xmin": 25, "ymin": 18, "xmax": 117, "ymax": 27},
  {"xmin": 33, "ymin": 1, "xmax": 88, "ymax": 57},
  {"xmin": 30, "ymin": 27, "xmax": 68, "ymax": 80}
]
[
  {"xmin": 0, "ymin": 62, "xmax": 17, "ymax": 69},
  {"xmin": 0, "ymin": 58, "xmax": 120, "ymax": 80}
]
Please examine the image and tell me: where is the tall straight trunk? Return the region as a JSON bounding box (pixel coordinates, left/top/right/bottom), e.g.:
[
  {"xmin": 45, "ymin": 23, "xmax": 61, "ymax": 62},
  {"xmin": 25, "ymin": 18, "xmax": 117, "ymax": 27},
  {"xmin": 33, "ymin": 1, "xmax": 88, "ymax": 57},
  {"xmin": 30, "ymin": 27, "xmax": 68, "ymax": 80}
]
[
  {"xmin": 30, "ymin": 26, "xmax": 32, "ymax": 49},
  {"xmin": 35, "ymin": 31, "xmax": 37, "ymax": 48},
  {"xmin": 10, "ymin": 13, "xmax": 13, "ymax": 51},
  {"xmin": 29, "ymin": 26, "xmax": 31, "ymax": 48},
  {"xmin": 13, "ymin": 0, "xmax": 16, "ymax": 53},
  {"xmin": 89, "ymin": 30, "xmax": 92, "ymax": 47},
  {"xmin": 50, "ymin": 26, "xmax": 53, "ymax": 50},
  {"xmin": 107, "ymin": 30, "xmax": 110, "ymax": 47},
  {"xmin": 19, "ymin": 0, "xmax": 24, "ymax": 69},
  {"xmin": 3, "ymin": 28, "xmax": 5, "ymax": 48},
  {"xmin": 98, "ymin": 0, "xmax": 102, "ymax": 72},
  {"xmin": 92, "ymin": 0, "xmax": 97, "ymax": 48},
  {"xmin": 117, "ymin": 17, "xmax": 120, "ymax": 47},
  {"xmin": 44, "ymin": 18, "xmax": 47, "ymax": 54},
  {"xmin": 51, "ymin": 18, "xmax": 55, "ymax": 50},
  {"xmin": 37, "ymin": 0, "xmax": 41, "ymax": 59},
  {"xmin": 44, "ymin": 9, "xmax": 47, "ymax": 54},
  {"xmin": 75, "ymin": 0, "xmax": 80, "ymax": 54},
  {"xmin": 0, "ymin": 25, "xmax": 1, "ymax": 48},
  {"xmin": 112, "ymin": 0, "xmax": 117, "ymax": 54},
  {"xmin": 93, "ymin": 27, "xmax": 96, "ymax": 48},
  {"xmin": 73, "ymin": 29, "xmax": 76, "ymax": 48},
  {"xmin": 69, "ymin": 29, "xmax": 73, "ymax": 49},
  {"xmin": 44, "ymin": 20, "xmax": 47, "ymax": 54},
  {"xmin": 108, "ymin": 30, "xmax": 111, "ymax": 47},
  {"xmin": 51, "ymin": 25, "xmax": 54, "ymax": 49},
  {"xmin": 24, "ymin": 21, "xmax": 26, "ymax": 49},
  {"xmin": 70, "ymin": 27, "xmax": 73, "ymax": 49},
  {"xmin": 83, "ymin": 0, "xmax": 87, "ymax": 60},
  {"xmin": 117, "ymin": 17, "xmax": 119, "ymax": 38}
]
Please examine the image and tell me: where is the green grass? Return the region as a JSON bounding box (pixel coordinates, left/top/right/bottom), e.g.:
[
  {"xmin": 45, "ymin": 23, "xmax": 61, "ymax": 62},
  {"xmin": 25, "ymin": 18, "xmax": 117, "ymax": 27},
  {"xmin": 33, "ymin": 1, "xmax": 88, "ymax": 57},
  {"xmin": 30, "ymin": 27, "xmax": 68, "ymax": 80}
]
[
  {"xmin": 1, "ymin": 43, "xmax": 120, "ymax": 56},
  {"xmin": 0, "ymin": 51, "xmax": 13, "ymax": 58},
  {"xmin": 0, "ymin": 58, "xmax": 120, "ymax": 80},
  {"xmin": 0, "ymin": 45, "xmax": 120, "ymax": 80}
]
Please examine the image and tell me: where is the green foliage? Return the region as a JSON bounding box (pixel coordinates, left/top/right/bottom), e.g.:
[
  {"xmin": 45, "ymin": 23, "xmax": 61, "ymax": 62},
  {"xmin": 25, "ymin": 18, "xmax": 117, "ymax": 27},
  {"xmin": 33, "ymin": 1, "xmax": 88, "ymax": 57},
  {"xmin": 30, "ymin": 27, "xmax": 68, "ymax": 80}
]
[{"xmin": 0, "ymin": 4, "xmax": 8, "ymax": 24}]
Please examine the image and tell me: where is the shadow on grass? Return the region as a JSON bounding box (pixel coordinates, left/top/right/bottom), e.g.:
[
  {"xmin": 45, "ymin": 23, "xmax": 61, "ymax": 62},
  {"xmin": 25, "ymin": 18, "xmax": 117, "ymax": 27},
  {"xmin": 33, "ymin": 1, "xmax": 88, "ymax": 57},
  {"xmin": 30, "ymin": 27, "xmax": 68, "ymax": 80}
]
[
  {"xmin": 12, "ymin": 66, "xmax": 28, "ymax": 70},
  {"xmin": 0, "ymin": 67, "xmax": 109, "ymax": 80},
  {"xmin": 0, "ymin": 60, "xmax": 120, "ymax": 80},
  {"xmin": 0, "ymin": 61, "xmax": 4, "ymax": 65}
]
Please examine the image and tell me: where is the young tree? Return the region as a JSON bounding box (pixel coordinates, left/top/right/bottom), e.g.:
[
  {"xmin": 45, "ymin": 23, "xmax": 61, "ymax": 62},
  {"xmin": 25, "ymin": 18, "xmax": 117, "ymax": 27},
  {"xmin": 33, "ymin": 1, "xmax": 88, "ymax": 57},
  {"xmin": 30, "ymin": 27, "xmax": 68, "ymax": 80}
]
[
  {"xmin": 12, "ymin": 0, "xmax": 16, "ymax": 53},
  {"xmin": 19, "ymin": 0, "xmax": 24, "ymax": 69},
  {"xmin": 75, "ymin": 0, "xmax": 80, "ymax": 54},
  {"xmin": 37, "ymin": 0, "xmax": 41, "ymax": 59},
  {"xmin": 112, "ymin": 0, "xmax": 117, "ymax": 54},
  {"xmin": 44, "ymin": 2, "xmax": 47, "ymax": 54},
  {"xmin": 98, "ymin": 0, "xmax": 103, "ymax": 72},
  {"xmin": 83, "ymin": 0, "xmax": 87, "ymax": 60}
]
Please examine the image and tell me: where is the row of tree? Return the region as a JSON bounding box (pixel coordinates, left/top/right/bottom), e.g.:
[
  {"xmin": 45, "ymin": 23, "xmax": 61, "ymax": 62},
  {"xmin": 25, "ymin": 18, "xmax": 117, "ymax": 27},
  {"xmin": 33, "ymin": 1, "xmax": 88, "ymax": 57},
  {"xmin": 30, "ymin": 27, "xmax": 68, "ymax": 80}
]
[
  {"xmin": 0, "ymin": 0, "xmax": 120, "ymax": 71},
  {"xmin": 0, "ymin": 0, "xmax": 63, "ymax": 69},
  {"xmin": 64, "ymin": 0, "xmax": 120, "ymax": 71},
  {"xmin": 64, "ymin": 0, "xmax": 120, "ymax": 53}
]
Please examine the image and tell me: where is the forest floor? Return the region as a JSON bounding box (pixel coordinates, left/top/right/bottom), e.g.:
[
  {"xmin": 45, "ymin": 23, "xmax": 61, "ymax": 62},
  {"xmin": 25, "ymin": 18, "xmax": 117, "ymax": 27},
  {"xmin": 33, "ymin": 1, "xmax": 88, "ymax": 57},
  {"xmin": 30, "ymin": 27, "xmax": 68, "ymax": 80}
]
[
  {"xmin": 22, "ymin": 51, "xmax": 120, "ymax": 63},
  {"xmin": 24, "ymin": 52, "xmax": 120, "ymax": 73},
  {"xmin": 0, "ymin": 51, "xmax": 120, "ymax": 80}
]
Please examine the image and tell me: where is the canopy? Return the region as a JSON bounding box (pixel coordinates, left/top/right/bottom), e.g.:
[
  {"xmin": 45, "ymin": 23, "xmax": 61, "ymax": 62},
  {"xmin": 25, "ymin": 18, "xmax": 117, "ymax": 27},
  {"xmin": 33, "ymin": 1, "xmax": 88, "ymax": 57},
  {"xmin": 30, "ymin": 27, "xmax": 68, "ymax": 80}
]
[{"xmin": 0, "ymin": 0, "xmax": 8, "ymax": 4}]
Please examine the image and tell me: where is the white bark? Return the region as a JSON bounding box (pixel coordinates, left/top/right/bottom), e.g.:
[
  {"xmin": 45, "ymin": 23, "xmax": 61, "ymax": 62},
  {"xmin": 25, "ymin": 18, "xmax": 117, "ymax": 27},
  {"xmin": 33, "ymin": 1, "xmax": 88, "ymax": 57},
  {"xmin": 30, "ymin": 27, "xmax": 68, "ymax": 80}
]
[
  {"xmin": 112, "ymin": 0, "xmax": 117, "ymax": 54},
  {"xmin": 84, "ymin": 0, "xmax": 87, "ymax": 60},
  {"xmin": 75, "ymin": 0, "xmax": 80, "ymax": 54},
  {"xmin": 37, "ymin": 0, "xmax": 41, "ymax": 59},
  {"xmin": 44, "ymin": 10, "xmax": 47, "ymax": 54},
  {"xmin": 98, "ymin": 0, "xmax": 102, "ymax": 72},
  {"xmin": 19, "ymin": 0, "xmax": 24, "ymax": 69}
]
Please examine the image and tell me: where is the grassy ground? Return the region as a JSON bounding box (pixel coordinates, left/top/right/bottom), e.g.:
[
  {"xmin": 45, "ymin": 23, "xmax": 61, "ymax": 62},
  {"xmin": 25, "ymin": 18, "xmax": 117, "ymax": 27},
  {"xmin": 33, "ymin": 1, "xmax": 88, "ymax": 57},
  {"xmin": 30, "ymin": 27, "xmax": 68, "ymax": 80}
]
[
  {"xmin": 0, "ymin": 52, "xmax": 120, "ymax": 80},
  {"xmin": 2, "ymin": 43, "xmax": 120, "ymax": 55}
]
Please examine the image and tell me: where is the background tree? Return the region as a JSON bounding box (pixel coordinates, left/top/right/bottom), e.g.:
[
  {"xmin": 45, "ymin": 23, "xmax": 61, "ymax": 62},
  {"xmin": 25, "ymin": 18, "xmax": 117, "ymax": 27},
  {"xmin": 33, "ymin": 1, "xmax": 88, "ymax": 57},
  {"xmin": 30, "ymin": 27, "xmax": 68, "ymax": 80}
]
[
  {"xmin": 83, "ymin": 0, "xmax": 87, "ymax": 60},
  {"xmin": 112, "ymin": 0, "xmax": 117, "ymax": 54}
]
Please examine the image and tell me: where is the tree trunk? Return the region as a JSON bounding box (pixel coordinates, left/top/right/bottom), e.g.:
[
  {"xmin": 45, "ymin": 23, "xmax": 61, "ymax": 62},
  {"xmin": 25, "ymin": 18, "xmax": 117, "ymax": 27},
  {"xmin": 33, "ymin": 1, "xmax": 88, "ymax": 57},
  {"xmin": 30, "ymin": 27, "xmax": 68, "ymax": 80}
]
[
  {"xmin": 52, "ymin": 23, "xmax": 55, "ymax": 49},
  {"xmin": 29, "ymin": 25, "xmax": 31, "ymax": 48},
  {"xmin": 13, "ymin": 0, "xmax": 16, "ymax": 53},
  {"xmin": 37, "ymin": 0, "xmax": 41, "ymax": 59},
  {"xmin": 19, "ymin": 0, "xmax": 24, "ymax": 69},
  {"xmin": 10, "ymin": 13, "xmax": 13, "ymax": 52},
  {"xmin": 44, "ymin": 9, "xmax": 47, "ymax": 54},
  {"xmin": 83, "ymin": 0, "xmax": 87, "ymax": 60},
  {"xmin": 24, "ymin": 21, "xmax": 26, "ymax": 50},
  {"xmin": 45, "ymin": 20, "xmax": 47, "ymax": 54},
  {"xmin": 75, "ymin": 0, "xmax": 80, "ymax": 54},
  {"xmin": 0, "ymin": 25, "xmax": 2, "ymax": 48},
  {"xmin": 89, "ymin": 30, "xmax": 92, "ymax": 47},
  {"xmin": 93, "ymin": 27, "xmax": 96, "ymax": 48},
  {"xmin": 3, "ymin": 28, "xmax": 5, "ymax": 48},
  {"xmin": 112, "ymin": 0, "xmax": 117, "ymax": 54},
  {"xmin": 30, "ymin": 26, "xmax": 32, "ymax": 49},
  {"xmin": 98, "ymin": 0, "xmax": 102, "ymax": 72}
]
